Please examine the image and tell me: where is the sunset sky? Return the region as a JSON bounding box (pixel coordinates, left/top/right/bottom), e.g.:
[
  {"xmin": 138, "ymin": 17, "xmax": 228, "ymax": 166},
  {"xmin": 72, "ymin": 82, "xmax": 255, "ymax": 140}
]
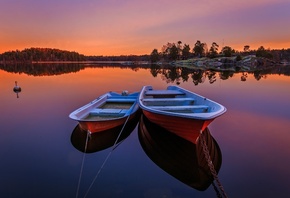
[{"xmin": 1, "ymin": 0, "xmax": 289, "ymax": 56}]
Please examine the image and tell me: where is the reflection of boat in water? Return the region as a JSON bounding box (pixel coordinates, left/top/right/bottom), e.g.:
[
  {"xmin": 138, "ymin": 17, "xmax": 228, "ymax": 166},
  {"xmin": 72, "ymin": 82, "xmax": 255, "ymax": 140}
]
[
  {"xmin": 69, "ymin": 91, "xmax": 140, "ymax": 133},
  {"xmin": 138, "ymin": 115, "xmax": 222, "ymax": 191},
  {"xmin": 71, "ymin": 111, "xmax": 140, "ymax": 153},
  {"xmin": 138, "ymin": 85, "xmax": 226, "ymax": 144}
]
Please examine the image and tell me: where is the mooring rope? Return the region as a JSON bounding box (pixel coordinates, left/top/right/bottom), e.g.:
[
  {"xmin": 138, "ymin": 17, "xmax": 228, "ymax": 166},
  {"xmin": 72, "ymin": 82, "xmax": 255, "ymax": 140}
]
[
  {"xmin": 75, "ymin": 130, "xmax": 90, "ymax": 198},
  {"xmin": 212, "ymin": 181, "xmax": 223, "ymax": 198},
  {"xmin": 199, "ymin": 130, "xmax": 228, "ymax": 198},
  {"xmin": 83, "ymin": 110, "xmax": 133, "ymax": 198}
]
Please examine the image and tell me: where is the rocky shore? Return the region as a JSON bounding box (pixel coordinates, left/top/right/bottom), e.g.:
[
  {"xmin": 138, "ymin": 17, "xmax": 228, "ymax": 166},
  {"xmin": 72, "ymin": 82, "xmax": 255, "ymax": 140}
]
[{"xmin": 170, "ymin": 55, "xmax": 286, "ymax": 72}]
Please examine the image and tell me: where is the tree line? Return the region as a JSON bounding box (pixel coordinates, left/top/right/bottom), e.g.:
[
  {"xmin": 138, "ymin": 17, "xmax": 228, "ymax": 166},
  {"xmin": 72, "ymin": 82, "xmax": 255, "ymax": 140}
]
[
  {"xmin": 0, "ymin": 48, "xmax": 151, "ymax": 63},
  {"xmin": 1, "ymin": 44, "xmax": 290, "ymax": 64},
  {"xmin": 150, "ymin": 40, "xmax": 290, "ymax": 63},
  {"xmin": 0, "ymin": 48, "xmax": 87, "ymax": 63}
]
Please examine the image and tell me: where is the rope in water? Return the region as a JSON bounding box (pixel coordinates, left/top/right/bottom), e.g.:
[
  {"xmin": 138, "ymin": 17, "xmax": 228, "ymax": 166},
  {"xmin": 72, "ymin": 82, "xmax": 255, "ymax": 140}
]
[
  {"xmin": 82, "ymin": 111, "xmax": 133, "ymax": 198},
  {"xmin": 75, "ymin": 131, "xmax": 90, "ymax": 198},
  {"xmin": 199, "ymin": 130, "xmax": 228, "ymax": 198}
]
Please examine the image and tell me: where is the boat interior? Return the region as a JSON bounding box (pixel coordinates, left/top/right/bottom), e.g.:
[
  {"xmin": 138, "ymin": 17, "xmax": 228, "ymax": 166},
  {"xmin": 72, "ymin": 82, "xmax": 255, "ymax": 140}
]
[
  {"xmin": 86, "ymin": 96, "xmax": 136, "ymax": 118},
  {"xmin": 143, "ymin": 90, "xmax": 210, "ymax": 113}
]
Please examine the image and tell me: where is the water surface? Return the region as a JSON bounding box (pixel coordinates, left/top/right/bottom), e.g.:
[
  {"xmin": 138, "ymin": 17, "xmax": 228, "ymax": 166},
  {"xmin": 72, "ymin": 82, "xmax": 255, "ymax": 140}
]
[{"xmin": 1, "ymin": 64, "xmax": 290, "ymax": 197}]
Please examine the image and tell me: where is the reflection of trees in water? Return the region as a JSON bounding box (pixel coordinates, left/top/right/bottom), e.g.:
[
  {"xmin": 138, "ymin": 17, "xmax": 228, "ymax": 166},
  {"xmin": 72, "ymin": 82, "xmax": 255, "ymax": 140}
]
[
  {"xmin": 2, "ymin": 62, "xmax": 289, "ymax": 84},
  {"xmin": 253, "ymin": 70, "xmax": 267, "ymax": 81},
  {"xmin": 191, "ymin": 70, "xmax": 205, "ymax": 85},
  {"xmin": 206, "ymin": 71, "xmax": 217, "ymax": 84},
  {"xmin": 167, "ymin": 68, "xmax": 182, "ymax": 83},
  {"xmin": 241, "ymin": 72, "xmax": 248, "ymax": 81},
  {"xmin": 149, "ymin": 64, "xmax": 162, "ymax": 77},
  {"xmin": 150, "ymin": 65, "xmax": 227, "ymax": 85},
  {"xmin": 219, "ymin": 71, "xmax": 234, "ymax": 80},
  {"xmin": 160, "ymin": 67, "xmax": 180, "ymax": 83},
  {"xmin": 180, "ymin": 67, "xmax": 191, "ymax": 82},
  {"xmin": 0, "ymin": 63, "xmax": 84, "ymax": 76},
  {"xmin": 240, "ymin": 70, "xmax": 269, "ymax": 82},
  {"xmin": 149, "ymin": 64, "xmax": 289, "ymax": 84},
  {"xmin": 150, "ymin": 66, "xmax": 193, "ymax": 84}
]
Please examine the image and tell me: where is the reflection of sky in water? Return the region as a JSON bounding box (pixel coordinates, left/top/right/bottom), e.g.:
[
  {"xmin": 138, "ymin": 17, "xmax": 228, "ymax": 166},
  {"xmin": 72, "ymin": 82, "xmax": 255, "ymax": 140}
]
[
  {"xmin": 1, "ymin": 67, "xmax": 290, "ymax": 197},
  {"xmin": 208, "ymin": 74, "xmax": 290, "ymax": 197}
]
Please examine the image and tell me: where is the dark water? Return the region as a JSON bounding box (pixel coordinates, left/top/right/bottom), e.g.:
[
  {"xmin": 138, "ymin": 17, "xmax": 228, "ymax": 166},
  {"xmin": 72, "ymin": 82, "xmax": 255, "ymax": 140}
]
[{"xmin": 1, "ymin": 64, "xmax": 290, "ymax": 197}]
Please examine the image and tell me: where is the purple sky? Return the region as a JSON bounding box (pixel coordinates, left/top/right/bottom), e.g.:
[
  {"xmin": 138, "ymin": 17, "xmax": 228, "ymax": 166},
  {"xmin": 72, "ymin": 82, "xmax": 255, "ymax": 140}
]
[{"xmin": 1, "ymin": 0, "xmax": 289, "ymax": 55}]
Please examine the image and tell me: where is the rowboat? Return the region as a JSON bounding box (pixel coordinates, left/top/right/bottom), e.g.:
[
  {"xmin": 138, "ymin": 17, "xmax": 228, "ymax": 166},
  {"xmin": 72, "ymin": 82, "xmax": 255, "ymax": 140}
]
[
  {"xmin": 70, "ymin": 110, "xmax": 140, "ymax": 153},
  {"xmin": 138, "ymin": 115, "xmax": 222, "ymax": 191},
  {"xmin": 69, "ymin": 91, "xmax": 140, "ymax": 133},
  {"xmin": 138, "ymin": 85, "xmax": 226, "ymax": 144}
]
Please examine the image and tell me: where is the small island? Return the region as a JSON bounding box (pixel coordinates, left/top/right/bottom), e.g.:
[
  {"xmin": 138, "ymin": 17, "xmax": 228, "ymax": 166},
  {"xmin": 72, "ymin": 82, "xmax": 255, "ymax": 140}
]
[
  {"xmin": 0, "ymin": 40, "xmax": 290, "ymax": 73},
  {"xmin": 149, "ymin": 41, "xmax": 290, "ymax": 72}
]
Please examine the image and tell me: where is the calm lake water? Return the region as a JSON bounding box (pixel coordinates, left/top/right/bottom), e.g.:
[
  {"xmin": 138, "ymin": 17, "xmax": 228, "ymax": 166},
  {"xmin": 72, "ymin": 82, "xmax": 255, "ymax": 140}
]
[{"xmin": 1, "ymin": 63, "xmax": 290, "ymax": 198}]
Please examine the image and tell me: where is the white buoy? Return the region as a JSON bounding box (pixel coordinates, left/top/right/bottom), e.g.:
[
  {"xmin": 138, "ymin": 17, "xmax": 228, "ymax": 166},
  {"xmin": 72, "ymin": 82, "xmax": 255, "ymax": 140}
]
[{"xmin": 13, "ymin": 81, "xmax": 21, "ymax": 98}]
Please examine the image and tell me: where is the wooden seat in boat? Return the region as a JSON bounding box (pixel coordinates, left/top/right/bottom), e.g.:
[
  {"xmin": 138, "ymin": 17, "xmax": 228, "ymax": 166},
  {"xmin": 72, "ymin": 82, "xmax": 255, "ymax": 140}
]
[
  {"xmin": 106, "ymin": 98, "xmax": 136, "ymax": 103},
  {"xmin": 90, "ymin": 108, "xmax": 128, "ymax": 116},
  {"xmin": 150, "ymin": 105, "xmax": 209, "ymax": 112},
  {"xmin": 145, "ymin": 90, "xmax": 185, "ymax": 98},
  {"xmin": 142, "ymin": 97, "xmax": 195, "ymax": 102}
]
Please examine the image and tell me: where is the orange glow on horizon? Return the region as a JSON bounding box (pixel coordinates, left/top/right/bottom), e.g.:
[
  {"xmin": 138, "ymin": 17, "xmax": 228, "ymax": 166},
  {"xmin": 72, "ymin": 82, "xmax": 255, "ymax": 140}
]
[{"xmin": 1, "ymin": 41, "xmax": 290, "ymax": 56}]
